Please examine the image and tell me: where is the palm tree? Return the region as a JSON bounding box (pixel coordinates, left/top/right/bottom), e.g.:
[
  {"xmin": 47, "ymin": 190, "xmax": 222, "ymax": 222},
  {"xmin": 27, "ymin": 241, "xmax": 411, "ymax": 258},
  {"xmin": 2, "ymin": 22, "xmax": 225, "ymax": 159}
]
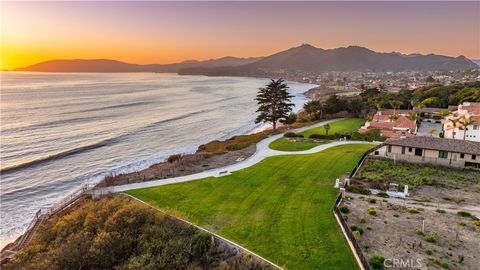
[
  {"xmin": 369, "ymin": 97, "xmax": 383, "ymax": 122},
  {"xmin": 389, "ymin": 100, "xmax": 403, "ymax": 115},
  {"xmin": 448, "ymin": 118, "xmax": 459, "ymax": 139},
  {"xmin": 324, "ymin": 123, "xmax": 331, "ymax": 135},
  {"xmin": 389, "ymin": 114, "xmax": 400, "ymax": 122},
  {"xmin": 407, "ymin": 112, "xmax": 418, "ymax": 122},
  {"xmin": 410, "ymin": 100, "xmax": 419, "ymax": 110},
  {"xmin": 437, "ymin": 110, "xmax": 451, "ymax": 118},
  {"xmin": 460, "ymin": 116, "xmax": 472, "ymax": 140}
]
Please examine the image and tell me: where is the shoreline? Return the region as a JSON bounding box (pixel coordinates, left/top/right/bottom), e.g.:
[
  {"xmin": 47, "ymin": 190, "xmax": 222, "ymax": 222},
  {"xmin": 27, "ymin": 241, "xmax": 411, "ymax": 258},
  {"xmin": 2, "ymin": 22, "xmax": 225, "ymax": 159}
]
[
  {"xmin": 0, "ymin": 74, "xmax": 317, "ymax": 248},
  {"xmin": 96, "ymin": 81, "xmax": 316, "ymax": 188}
]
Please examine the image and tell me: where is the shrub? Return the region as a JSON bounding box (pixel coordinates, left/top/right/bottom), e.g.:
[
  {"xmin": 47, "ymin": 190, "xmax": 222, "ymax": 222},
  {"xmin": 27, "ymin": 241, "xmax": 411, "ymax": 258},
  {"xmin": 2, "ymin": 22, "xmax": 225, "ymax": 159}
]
[
  {"xmin": 281, "ymin": 113, "xmax": 297, "ymax": 125},
  {"xmin": 352, "ymin": 129, "xmax": 385, "ymax": 142},
  {"xmin": 4, "ymin": 197, "xmax": 267, "ymax": 270},
  {"xmin": 393, "ymin": 214, "xmax": 399, "ymax": 218},
  {"xmin": 350, "ymin": 225, "xmax": 364, "ymax": 235},
  {"xmin": 428, "ymin": 257, "xmax": 441, "ymax": 266},
  {"xmin": 458, "ymin": 221, "xmax": 467, "ymax": 226},
  {"xmin": 441, "ymin": 262, "xmax": 449, "ymax": 269},
  {"xmin": 376, "ymin": 192, "xmax": 389, "ymax": 198},
  {"xmin": 425, "ymin": 249, "xmax": 433, "ymax": 255},
  {"xmin": 360, "ymin": 217, "xmax": 367, "ymax": 223},
  {"xmin": 416, "ymin": 229, "xmax": 424, "ymax": 236},
  {"xmin": 457, "ymin": 211, "xmax": 472, "ymax": 218},
  {"xmin": 167, "ymin": 154, "xmax": 182, "ymax": 163},
  {"xmin": 368, "ymin": 198, "xmax": 377, "ymax": 204},
  {"xmin": 346, "ymin": 183, "xmax": 371, "ymax": 195},
  {"xmin": 309, "ymin": 134, "xmax": 335, "ymax": 140},
  {"xmin": 369, "ymin": 255, "xmax": 385, "ymax": 270},
  {"xmin": 284, "ymin": 132, "xmax": 303, "ymax": 138},
  {"xmin": 424, "ymin": 232, "xmax": 437, "ymax": 243},
  {"xmin": 339, "ymin": 204, "xmax": 350, "ymax": 214},
  {"xmin": 473, "ymin": 220, "xmax": 480, "ymax": 227},
  {"xmin": 226, "ymin": 143, "xmax": 248, "ymax": 151},
  {"xmin": 367, "ymin": 206, "xmax": 377, "ymax": 216},
  {"xmin": 436, "ymin": 209, "xmax": 446, "ymax": 214},
  {"xmin": 352, "ymin": 230, "xmax": 361, "ymax": 240},
  {"xmin": 407, "ymin": 208, "xmax": 420, "ymax": 214},
  {"xmin": 367, "ymin": 226, "xmax": 372, "ymax": 231},
  {"xmin": 419, "ymin": 196, "xmax": 432, "ymax": 202}
]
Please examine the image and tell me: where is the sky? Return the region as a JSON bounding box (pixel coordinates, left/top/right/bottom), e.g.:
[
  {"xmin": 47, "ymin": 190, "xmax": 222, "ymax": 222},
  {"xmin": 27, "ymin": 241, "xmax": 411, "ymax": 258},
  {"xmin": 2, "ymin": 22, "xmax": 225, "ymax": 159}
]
[{"xmin": 1, "ymin": 1, "xmax": 479, "ymax": 69}]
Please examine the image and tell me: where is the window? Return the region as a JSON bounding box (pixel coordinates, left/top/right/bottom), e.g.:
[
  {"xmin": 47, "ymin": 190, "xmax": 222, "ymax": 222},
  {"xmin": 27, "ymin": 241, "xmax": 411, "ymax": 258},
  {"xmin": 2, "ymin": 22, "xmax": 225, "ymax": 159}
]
[
  {"xmin": 474, "ymin": 125, "xmax": 479, "ymax": 130},
  {"xmin": 473, "ymin": 155, "xmax": 477, "ymax": 160},
  {"xmin": 438, "ymin": 151, "xmax": 448, "ymax": 159},
  {"xmin": 387, "ymin": 145, "xmax": 392, "ymax": 152},
  {"xmin": 415, "ymin": 148, "xmax": 423, "ymax": 156},
  {"xmin": 401, "ymin": 147, "xmax": 405, "ymax": 154},
  {"xmin": 408, "ymin": 147, "xmax": 413, "ymax": 152},
  {"xmin": 460, "ymin": 153, "xmax": 465, "ymax": 159}
]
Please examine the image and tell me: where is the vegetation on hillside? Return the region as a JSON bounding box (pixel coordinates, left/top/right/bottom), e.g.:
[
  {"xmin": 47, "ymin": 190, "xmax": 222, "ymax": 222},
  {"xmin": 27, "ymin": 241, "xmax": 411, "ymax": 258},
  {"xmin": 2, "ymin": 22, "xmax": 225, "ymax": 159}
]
[
  {"xmin": 127, "ymin": 144, "xmax": 374, "ymax": 269},
  {"xmin": 302, "ymin": 82, "xmax": 480, "ymax": 120},
  {"xmin": 5, "ymin": 197, "xmax": 271, "ymax": 270}
]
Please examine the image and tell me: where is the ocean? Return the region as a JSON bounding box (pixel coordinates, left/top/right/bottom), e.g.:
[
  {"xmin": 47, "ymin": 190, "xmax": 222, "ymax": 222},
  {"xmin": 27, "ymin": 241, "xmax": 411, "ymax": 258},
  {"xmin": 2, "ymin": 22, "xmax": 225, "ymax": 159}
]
[{"xmin": 0, "ymin": 72, "xmax": 314, "ymax": 247}]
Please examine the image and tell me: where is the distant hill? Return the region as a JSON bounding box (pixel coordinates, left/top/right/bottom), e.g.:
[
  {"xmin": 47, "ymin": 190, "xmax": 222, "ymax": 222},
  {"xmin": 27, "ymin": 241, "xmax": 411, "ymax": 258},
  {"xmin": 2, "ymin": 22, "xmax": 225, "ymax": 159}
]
[
  {"xmin": 14, "ymin": 56, "xmax": 262, "ymax": 73},
  {"xmin": 472, "ymin": 59, "xmax": 480, "ymax": 67},
  {"xmin": 179, "ymin": 44, "xmax": 478, "ymax": 75},
  {"xmin": 15, "ymin": 44, "xmax": 477, "ymax": 74}
]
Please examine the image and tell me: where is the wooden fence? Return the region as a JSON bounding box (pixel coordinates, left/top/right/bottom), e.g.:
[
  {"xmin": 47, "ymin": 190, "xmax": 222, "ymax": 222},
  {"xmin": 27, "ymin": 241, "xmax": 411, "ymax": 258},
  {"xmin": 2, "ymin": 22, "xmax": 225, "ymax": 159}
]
[{"xmin": 1, "ymin": 183, "xmax": 96, "ymax": 264}]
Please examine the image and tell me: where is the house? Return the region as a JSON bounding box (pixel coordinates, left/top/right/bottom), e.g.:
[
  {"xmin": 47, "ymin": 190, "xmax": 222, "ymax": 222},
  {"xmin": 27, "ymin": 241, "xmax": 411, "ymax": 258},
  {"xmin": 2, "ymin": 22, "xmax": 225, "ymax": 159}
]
[
  {"xmin": 443, "ymin": 102, "xmax": 480, "ymax": 141},
  {"xmin": 373, "ymin": 136, "xmax": 480, "ymax": 168},
  {"xmin": 359, "ymin": 109, "xmax": 417, "ymax": 139}
]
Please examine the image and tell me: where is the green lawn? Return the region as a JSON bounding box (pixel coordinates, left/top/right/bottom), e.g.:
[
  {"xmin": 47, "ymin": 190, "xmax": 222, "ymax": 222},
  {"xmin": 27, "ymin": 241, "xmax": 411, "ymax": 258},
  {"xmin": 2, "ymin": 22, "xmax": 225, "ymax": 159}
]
[
  {"xmin": 127, "ymin": 144, "xmax": 374, "ymax": 269},
  {"xmin": 269, "ymin": 118, "xmax": 365, "ymax": 151},
  {"xmin": 268, "ymin": 137, "xmax": 326, "ymax": 151}
]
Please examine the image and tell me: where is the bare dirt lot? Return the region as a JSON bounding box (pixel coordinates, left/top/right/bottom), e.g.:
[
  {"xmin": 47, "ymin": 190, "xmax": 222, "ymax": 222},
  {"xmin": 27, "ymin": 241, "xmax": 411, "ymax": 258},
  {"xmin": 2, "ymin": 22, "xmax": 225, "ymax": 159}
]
[
  {"xmin": 344, "ymin": 157, "xmax": 480, "ymax": 269},
  {"xmin": 343, "ymin": 195, "xmax": 479, "ymax": 270}
]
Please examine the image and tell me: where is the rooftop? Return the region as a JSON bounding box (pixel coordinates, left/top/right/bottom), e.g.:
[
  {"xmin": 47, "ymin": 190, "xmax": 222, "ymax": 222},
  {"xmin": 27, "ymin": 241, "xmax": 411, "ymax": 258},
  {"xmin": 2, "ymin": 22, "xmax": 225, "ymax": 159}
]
[{"xmin": 385, "ymin": 136, "xmax": 480, "ymax": 155}]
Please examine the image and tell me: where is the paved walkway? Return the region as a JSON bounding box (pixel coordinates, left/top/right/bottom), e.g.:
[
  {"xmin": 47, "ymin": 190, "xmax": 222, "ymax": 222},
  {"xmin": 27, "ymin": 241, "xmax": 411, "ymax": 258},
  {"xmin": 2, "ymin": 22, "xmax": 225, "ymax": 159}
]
[{"xmin": 95, "ymin": 119, "xmax": 380, "ymax": 194}]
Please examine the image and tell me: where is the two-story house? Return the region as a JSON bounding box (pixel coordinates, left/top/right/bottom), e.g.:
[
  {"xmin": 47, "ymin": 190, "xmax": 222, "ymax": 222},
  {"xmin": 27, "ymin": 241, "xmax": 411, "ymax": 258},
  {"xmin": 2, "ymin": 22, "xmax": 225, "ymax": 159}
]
[{"xmin": 443, "ymin": 102, "xmax": 480, "ymax": 141}]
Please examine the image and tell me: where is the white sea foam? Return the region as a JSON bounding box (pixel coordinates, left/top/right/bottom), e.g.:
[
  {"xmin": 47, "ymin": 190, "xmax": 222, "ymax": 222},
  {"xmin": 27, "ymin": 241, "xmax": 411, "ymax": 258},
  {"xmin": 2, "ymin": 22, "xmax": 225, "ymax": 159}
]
[{"xmin": 0, "ymin": 72, "xmax": 315, "ymax": 248}]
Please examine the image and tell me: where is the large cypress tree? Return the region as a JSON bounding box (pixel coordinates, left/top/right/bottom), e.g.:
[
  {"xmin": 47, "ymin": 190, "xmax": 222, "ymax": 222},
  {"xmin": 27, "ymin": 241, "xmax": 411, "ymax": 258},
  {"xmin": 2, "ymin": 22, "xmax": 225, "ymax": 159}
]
[{"xmin": 255, "ymin": 78, "xmax": 294, "ymax": 132}]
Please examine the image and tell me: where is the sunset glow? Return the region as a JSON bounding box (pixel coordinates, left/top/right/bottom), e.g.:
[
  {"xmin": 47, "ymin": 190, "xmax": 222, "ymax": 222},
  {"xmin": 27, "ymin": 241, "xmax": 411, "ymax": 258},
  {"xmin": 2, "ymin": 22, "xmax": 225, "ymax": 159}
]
[{"xmin": 2, "ymin": 1, "xmax": 479, "ymax": 70}]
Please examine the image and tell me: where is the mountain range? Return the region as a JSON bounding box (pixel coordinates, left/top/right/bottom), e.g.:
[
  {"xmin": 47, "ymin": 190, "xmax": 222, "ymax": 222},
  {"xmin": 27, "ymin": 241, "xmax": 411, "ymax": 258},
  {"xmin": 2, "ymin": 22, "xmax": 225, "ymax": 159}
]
[
  {"xmin": 14, "ymin": 56, "xmax": 262, "ymax": 73},
  {"xmin": 14, "ymin": 44, "xmax": 478, "ymax": 74}
]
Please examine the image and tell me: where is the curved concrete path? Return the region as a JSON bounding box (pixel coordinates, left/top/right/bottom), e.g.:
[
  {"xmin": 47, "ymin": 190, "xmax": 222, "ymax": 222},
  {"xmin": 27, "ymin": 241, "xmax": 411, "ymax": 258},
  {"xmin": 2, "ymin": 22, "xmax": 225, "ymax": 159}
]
[{"xmin": 98, "ymin": 119, "xmax": 380, "ymax": 193}]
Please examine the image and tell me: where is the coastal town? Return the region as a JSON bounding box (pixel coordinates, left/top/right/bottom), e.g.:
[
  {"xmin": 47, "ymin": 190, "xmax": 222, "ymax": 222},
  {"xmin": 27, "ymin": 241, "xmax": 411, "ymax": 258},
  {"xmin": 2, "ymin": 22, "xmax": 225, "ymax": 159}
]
[
  {"xmin": 2, "ymin": 76, "xmax": 479, "ymax": 269},
  {"xmin": 2, "ymin": 1, "xmax": 480, "ymax": 270}
]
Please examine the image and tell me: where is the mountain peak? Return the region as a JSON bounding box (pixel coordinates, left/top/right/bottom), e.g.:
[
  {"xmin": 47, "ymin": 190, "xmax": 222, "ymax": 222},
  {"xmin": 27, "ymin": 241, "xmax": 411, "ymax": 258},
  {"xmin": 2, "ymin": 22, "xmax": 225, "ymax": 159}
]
[
  {"xmin": 299, "ymin": 43, "xmax": 315, "ymax": 48},
  {"xmin": 345, "ymin": 45, "xmax": 374, "ymax": 53}
]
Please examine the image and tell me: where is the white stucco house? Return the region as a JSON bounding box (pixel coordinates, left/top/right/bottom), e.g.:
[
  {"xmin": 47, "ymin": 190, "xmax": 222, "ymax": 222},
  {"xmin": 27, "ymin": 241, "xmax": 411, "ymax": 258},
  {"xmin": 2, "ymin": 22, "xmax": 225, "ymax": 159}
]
[{"xmin": 443, "ymin": 102, "xmax": 480, "ymax": 142}]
